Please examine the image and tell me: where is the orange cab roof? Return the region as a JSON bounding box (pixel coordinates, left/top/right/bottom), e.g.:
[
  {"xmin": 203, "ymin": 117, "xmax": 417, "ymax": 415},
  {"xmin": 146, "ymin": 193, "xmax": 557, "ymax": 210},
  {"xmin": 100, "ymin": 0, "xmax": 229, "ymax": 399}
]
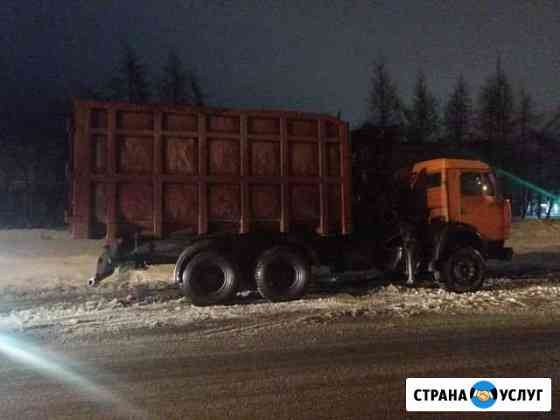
[{"xmin": 413, "ymin": 158, "xmax": 490, "ymax": 172}]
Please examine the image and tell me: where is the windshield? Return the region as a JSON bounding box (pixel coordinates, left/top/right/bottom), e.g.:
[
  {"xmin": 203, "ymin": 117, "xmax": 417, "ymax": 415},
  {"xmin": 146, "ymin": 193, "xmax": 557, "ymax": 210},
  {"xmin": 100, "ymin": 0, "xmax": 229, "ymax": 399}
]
[{"xmin": 460, "ymin": 171, "xmax": 497, "ymax": 197}]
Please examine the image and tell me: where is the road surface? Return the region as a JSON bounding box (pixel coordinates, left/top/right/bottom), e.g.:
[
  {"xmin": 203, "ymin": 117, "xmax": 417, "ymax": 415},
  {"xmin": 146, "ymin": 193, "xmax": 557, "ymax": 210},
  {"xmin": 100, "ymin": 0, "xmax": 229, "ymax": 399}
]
[{"xmin": 0, "ymin": 315, "xmax": 558, "ymax": 419}]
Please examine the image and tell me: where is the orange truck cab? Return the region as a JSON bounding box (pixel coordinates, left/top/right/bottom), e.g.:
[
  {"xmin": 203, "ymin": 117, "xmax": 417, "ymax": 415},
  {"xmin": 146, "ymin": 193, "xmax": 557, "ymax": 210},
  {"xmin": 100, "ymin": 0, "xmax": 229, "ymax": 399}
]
[{"xmin": 408, "ymin": 158, "xmax": 513, "ymax": 291}]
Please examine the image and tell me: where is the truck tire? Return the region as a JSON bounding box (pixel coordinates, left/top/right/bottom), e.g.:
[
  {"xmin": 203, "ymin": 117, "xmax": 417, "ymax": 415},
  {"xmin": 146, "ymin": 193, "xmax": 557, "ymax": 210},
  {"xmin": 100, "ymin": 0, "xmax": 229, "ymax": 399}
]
[
  {"xmin": 255, "ymin": 247, "xmax": 310, "ymax": 302},
  {"xmin": 181, "ymin": 251, "xmax": 239, "ymax": 306},
  {"xmin": 441, "ymin": 246, "xmax": 485, "ymax": 293}
]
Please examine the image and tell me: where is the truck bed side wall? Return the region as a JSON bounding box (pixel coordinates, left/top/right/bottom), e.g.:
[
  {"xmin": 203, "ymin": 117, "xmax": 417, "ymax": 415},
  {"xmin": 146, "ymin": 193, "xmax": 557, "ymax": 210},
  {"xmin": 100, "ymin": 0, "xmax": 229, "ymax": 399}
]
[{"xmin": 70, "ymin": 100, "xmax": 351, "ymax": 240}]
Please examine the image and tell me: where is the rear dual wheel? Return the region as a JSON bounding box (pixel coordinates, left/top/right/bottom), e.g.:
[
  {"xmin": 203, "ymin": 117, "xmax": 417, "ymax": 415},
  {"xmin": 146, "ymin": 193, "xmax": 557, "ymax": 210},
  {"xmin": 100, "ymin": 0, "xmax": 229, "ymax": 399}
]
[
  {"xmin": 181, "ymin": 246, "xmax": 311, "ymax": 306},
  {"xmin": 181, "ymin": 251, "xmax": 239, "ymax": 306},
  {"xmin": 255, "ymin": 247, "xmax": 310, "ymax": 302}
]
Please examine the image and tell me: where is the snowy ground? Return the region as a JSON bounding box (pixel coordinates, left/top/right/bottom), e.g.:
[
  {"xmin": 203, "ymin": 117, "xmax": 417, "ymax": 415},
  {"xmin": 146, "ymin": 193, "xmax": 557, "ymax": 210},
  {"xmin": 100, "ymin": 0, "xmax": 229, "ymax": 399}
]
[{"xmin": 1, "ymin": 220, "xmax": 559, "ymax": 340}]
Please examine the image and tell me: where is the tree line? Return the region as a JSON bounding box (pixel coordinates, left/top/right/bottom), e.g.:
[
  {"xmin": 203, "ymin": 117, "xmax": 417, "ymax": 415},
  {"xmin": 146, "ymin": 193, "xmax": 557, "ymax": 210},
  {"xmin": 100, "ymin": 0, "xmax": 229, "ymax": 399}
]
[
  {"xmin": 83, "ymin": 43, "xmax": 206, "ymax": 106},
  {"xmin": 367, "ymin": 56, "xmax": 559, "ymax": 219}
]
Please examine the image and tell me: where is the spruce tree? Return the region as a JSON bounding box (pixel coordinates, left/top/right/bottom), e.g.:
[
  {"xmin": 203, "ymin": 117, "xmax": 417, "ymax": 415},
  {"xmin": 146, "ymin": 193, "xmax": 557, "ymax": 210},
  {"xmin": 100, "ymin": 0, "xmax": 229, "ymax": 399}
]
[
  {"xmin": 444, "ymin": 74, "xmax": 472, "ymax": 144},
  {"xmin": 368, "ymin": 57, "xmax": 402, "ymax": 127},
  {"xmin": 109, "ymin": 43, "xmax": 150, "ymax": 103},
  {"xmin": 406, "ymin": 70, "xmax": 440, "ymax": 143},
  {"xmin": 159, "ymin": 50, "xmax": 190, "ymax": 105}
]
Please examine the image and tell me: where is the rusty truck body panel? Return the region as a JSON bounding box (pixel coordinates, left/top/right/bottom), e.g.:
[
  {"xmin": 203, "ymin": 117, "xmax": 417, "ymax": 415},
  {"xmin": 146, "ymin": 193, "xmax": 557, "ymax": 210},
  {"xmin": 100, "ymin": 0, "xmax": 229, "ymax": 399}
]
[{"xmin": 70, "ymin": 100, "xmax": 352, "ymax": 240}]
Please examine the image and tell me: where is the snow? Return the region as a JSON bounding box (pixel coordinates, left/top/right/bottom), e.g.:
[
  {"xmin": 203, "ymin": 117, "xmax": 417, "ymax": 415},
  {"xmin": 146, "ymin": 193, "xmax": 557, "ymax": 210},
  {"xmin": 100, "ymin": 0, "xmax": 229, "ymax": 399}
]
[
  {"xmin": 0, "ymin": 229, "xmax": 105, "ymax": 291},
  {"xmin": 0, "ymin": 221, "xmax": 560, "ymax": 339},
  {"xmin": 2, "ymin": 275, "xmax": 560, "ymax": 339}
]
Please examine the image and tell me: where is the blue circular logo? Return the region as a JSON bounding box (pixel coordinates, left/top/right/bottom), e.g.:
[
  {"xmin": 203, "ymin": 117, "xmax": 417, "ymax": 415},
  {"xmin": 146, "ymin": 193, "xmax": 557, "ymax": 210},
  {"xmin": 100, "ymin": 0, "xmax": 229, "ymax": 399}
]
[{"xmin": 470, "ymin": 381, "xmax": 498, "ymax": 409}]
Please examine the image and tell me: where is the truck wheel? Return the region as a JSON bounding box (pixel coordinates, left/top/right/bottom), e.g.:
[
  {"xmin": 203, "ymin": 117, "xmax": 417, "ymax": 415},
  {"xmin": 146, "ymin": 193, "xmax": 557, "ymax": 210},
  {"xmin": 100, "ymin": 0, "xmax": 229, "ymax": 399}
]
[
  {"xmin": 181, "ymin": 251, "xmax": 239, "ymax": 306},
  {"xmin": 441, "ymin": 247, "xmax": 485, "ymax": 293},
  {"xmin": 255, "ymin": 247, "xmax": 310, "ymax": 302}
]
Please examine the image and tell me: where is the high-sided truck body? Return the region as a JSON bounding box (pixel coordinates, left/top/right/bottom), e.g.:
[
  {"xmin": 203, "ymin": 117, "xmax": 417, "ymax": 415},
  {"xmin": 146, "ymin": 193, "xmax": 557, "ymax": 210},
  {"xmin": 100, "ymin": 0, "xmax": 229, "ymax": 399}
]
[
  {"xmin": 70, "ymin": 100, "xmax": 351, "ymax": 240},
  {"xmin": 70, "ymin": 100, "xmax": 512, "ymax": 305}
]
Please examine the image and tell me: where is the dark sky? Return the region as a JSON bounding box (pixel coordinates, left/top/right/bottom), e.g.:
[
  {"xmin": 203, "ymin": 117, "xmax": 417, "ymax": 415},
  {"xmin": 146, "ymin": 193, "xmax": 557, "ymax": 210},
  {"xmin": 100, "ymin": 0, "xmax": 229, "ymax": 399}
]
[{"xmin": 2, "ymin": 0, "xmax": 559, "ymax": 127}]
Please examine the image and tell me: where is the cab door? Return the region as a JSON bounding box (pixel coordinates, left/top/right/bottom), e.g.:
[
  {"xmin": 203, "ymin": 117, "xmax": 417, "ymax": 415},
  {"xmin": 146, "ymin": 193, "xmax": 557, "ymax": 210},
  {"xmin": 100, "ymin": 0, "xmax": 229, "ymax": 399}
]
[{"xmin": 458, "ymin": 170, "xmax": 504, "ymax": 241}]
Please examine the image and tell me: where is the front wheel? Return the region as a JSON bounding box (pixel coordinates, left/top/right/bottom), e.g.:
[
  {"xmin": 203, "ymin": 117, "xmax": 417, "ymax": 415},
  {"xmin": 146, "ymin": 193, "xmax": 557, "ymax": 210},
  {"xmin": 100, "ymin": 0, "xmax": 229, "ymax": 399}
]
[{"xmin": 440, "ymin": 247, "xmax": 486, "ymax": 293}]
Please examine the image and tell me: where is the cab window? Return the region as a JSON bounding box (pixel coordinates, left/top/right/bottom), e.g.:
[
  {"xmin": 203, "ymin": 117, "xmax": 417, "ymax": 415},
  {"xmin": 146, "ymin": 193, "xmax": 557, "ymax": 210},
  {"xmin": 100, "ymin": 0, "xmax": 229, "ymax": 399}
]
[{"xmin": 460, "ymin": 172, "xmax": 495, "ymax": 196}]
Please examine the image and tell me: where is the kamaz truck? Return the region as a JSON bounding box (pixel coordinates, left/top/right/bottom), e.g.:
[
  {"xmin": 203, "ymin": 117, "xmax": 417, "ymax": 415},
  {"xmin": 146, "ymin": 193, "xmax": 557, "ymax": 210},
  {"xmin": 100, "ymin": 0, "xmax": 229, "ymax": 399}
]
[{"xmin": 69, "ymin": 100, "xmax": 512, "ymax": 305}]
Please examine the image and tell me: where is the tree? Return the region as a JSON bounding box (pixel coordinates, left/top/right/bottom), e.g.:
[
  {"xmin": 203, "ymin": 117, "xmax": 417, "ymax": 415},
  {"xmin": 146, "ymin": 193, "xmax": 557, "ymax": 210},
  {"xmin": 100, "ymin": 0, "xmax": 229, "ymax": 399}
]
[
  {"xmin": 189, "ymin": 70, "xmax": 205, "ymax": 106},
  {"xmin": 444, "ymin": 74, "xmax": 472, "ymax": 145},
  {"xmin": 159, "ymin": 51, "xmax": 190, "ymax": 105},
  {"xmin": 517, "ymin": 87, "xmax": 539, "ymax": 140},
  {"xmin": 543, "ymin": 107, "xmax": 560, "ymax": 137},
  {"xmin": 514, "ymin": 87, "xmax": 541, "ymax": 217},
  {"xmin": 158, "ymin": 51, "xmax": 206, "ymax": 106},
  {"xmin": 368, "ymin": 56, "xmax": 402, "ymax": 128},
  {"xmin": 109, "ymin": 43, "xmax": 150, "ymax": 103},
  {"xmin": 406, "ymin": 70, "xmax": 440, "ymax": 143},
  {"xmin": 477, "ymin": 58, "xmax": 515, "ymax": 162}
]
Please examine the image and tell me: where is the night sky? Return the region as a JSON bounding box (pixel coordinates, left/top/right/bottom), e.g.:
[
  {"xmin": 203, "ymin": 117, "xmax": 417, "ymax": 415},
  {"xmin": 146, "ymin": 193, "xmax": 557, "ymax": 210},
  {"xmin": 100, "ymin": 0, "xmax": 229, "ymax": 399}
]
[{"xmin": 2, "ymin": 0, "xmax": 559, "ymax": 128}]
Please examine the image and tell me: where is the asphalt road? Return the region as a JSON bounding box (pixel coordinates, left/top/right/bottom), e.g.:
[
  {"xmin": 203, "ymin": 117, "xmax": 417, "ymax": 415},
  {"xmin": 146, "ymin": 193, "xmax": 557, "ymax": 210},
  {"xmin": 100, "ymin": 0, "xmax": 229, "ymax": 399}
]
[{"xmin": 0, "ymin": 316, "xmax": 558, "ymax": 420}]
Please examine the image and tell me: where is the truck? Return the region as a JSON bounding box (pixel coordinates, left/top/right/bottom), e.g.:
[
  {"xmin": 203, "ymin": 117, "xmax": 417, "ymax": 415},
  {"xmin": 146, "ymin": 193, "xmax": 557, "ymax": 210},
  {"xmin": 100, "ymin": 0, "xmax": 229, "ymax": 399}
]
[{"xmin": 69, "ymin": 100, "xmax": 513, "ymax": 305}]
